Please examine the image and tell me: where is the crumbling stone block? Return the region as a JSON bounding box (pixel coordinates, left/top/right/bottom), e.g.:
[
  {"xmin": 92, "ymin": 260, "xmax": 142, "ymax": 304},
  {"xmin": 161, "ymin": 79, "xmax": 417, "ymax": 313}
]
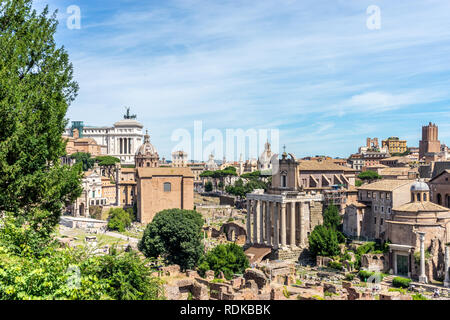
[
  {"xmin": 161, "ymin": 265, "xmax": 181, "ymax": 277},
  {"xmin": 244, "ymin": 268, "xmax": 268, "ymax": 289},
  {"xmin": 192, "ymin": 282, "xmax": 209, "ymax": 300},
  {"xmin": 205, "ymin": 270, "xmax": 215, "ymax": 281}
]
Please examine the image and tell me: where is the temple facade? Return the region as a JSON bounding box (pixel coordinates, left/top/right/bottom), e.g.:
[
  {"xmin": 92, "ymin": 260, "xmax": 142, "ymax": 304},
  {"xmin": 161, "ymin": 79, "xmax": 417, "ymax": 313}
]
[{"xmin": 386, "ymin": 180, "xmax": 450, "ymax": 284}]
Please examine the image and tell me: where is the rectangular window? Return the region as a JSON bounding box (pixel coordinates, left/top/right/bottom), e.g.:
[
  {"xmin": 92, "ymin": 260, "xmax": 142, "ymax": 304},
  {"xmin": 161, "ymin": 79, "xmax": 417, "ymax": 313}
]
[
  {"xmin": 164, "ymin": 182, "xmax": 172, "ymax": 192},
  {"xmin": 374, "ymin": 217, "xmax": 377, "ymax": 224},
  {"xmin": 281, "ymin": 175, "xmax": 287, "ymax": 188},
  {"xmin": 381, "ymin": 218, "xmax": 384, "ymax": 225}
]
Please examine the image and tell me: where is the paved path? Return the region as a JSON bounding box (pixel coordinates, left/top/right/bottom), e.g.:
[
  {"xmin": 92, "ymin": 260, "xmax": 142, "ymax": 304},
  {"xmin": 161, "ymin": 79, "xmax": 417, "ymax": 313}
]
[{"xmin": 103, "ymin": 231, "xmax": 139, "ymax": 248}]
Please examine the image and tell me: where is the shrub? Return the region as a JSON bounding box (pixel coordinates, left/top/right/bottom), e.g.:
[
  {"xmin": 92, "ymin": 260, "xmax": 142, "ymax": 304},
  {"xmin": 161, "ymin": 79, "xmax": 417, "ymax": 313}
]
[
  {"xmin": 345, "ymin": 273, "xmax": 355, "ymax": 281},
  {"xmin": 0, "ymin": 244, "xmax": 164, "ymax": 300},
  {"xmin": 392, "ymin": 277, "xmax": 412, "ymax": 288},
  {"xmin": 328, "ymin": 261, "xmax": 343, "ymax": 271},
  {"xmin": 357, "ymin": 270, "xmax": 385, "ymax": 282},
  {"xmin": 107, "ymin": 208, "xmax": 132, "ymax": 232},
  {"xmin": 198, "ymin": 243, "xmax": 249, "ymax": 280},
  {"xmin": 389, "ymin": 288, "xmax": 407, "ymax": 295},
  {"xmin": 412, "ymin": 293, "xmax": 428, "ymax": 300}
]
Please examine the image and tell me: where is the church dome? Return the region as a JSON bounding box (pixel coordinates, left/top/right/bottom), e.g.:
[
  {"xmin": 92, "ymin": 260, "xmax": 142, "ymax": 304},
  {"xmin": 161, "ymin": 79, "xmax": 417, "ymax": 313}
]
[
  {"xmin": 136, "ymin": 131, "xmax": 157, "ymax": 156},
  {"xmin": 259, "ymin": 141, "xmax": 274, "ymax": 164},
  {"xmin": 411, "ymin": 180, "xmax": 430, "ymax": 192}
]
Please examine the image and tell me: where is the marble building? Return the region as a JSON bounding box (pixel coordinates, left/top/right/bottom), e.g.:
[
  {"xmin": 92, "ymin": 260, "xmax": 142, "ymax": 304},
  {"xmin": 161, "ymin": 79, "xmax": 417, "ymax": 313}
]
[
  {"xmin": 64, "ymin": 110, "xmax": 144, "ymax": 165},
  {"xmin": 245, "ymin": 152, "xmax": 326, "ymax": 260}
]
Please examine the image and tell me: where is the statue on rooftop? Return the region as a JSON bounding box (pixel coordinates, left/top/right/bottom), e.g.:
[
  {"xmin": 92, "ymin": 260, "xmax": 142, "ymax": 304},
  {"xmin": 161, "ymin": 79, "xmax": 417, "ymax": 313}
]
[{"xmin": 124, "ymin": 107, "xmax": 137, "ymax": 120}]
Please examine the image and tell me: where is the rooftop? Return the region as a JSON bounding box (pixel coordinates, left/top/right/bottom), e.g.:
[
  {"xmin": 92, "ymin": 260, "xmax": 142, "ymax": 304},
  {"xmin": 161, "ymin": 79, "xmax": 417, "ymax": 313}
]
[
  {"xmin": 297, "ymin": 160, "xmax": 354, "ymax": 172},
  {"xmin": 137, "ymin": 167, "xmax": 194, "ymax": 178},
  {"xmin": 357, "ymin": 179, "xmax": 413, "ymax": 192},
  {"xmin": 394, "ymin": 201, "xmax": 449, "ymax": 213}
]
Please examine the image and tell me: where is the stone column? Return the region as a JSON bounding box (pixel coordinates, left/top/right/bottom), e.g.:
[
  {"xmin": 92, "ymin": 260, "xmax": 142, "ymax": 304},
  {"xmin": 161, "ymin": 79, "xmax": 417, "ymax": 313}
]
[
  {"xmin": 273, "ymin": 203, "xmax": 279, "ymax": 249},
  {"xmin": 418, "ymin": 232, "xmax": 428, "ymax": 284},
  {"xmin": 444, "ymin": 245, "xmax": 450, "ymax": 288},
  {"xmin": 290, "ymin": 202, "xmax": 296, "ymax": 247},
  {"xmin": 246, "ymin": 200, "xmax": 252, "ymax": 245},
  {"xmin": 253, "ymin": 200, "xmax": 260, "ymax": 244},
  {"xmin": 259, "ymin": 200, "xmax": 265, "ymax": 244},
  {"xmin": 266, "ymin": 201, "xmax": 271, "ymax": 246},
  {"xmin": 280, "ymin": 203, "xmax": 287, "ymax": 248}
]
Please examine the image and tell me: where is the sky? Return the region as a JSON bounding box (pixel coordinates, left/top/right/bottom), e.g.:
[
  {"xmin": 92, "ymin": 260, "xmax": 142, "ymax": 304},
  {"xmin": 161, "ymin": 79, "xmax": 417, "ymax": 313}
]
[{"xmin": 34, "ymin": 0, "xmax": 450, "ymax": 161}]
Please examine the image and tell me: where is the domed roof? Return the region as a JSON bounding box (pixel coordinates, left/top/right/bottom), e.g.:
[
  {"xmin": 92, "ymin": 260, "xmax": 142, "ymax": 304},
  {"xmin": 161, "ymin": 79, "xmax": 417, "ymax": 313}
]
[
  {"xmin": 259, "ymin": 141, "xmax": 274, "ymax": 164},
  {"xmin": 411, "ymin": 180, "xmax": 429, "ymax": 192},
  {"xmin": 136, "ymin": 131, "xmax": 158, "ymax": 156}
]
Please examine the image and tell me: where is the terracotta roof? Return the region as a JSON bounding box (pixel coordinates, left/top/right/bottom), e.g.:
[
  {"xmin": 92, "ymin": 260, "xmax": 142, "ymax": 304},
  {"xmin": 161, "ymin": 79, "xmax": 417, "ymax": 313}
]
[
  {"xmin": 366, "ymin": 164, "xmax": 388, "ymax": 168},
  {"xmin": 121, "ymin": 167, "xmax": 136, "ymax": 173},
  {"xmin": 429, "ymin": 169, "xmax": 450, "ymax": 182},
  {"xmin": 137, "ymin": 167, "xmax": 194, "ymax": 178},
  {"xmin": 394, "ymin": 201, "xmax": 449, "ymax": 213},
  {"xmin": 297, "ymin": 160, "xmax": 354, "ymax": 172},
  {"xmin": 357, "ymin": 179, "xmax": 413, "ymax": 191},
  {"xmin": 379, "ymin": 167, "xmax": 417, "ymax": 176}
]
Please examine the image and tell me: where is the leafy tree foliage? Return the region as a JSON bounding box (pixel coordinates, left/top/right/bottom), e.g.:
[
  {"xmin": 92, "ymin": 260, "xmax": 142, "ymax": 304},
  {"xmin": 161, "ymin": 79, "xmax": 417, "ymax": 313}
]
[
  {"xmin": 308, "ymin": 225, "xmax": 341, "ymax": 257},
  {"xmin": 323, "ymin": 205, "xmax": 341, "ymax": 230},
  {"xmin": 0, "ymin": 0, "xmax": 83, "ymax": 250},
  {"xmin": 95, "ymin": 155, "xmax": 120, "ymax": 167},
  {"xmin": 358, "ymin": 171, "xmax": 382, "ymax": 181},
  {"xmin": 198, "ymin": 243, "xmax": 249, "ymax": 280},
  {"xmin": 0, "ymin": 241, "xmax": 164, "ymax": 300},
  {"xmin": 107, "ymin": 208, "xmax": 132, "ymax": 232},
  {"xmin": 225, "ymin": 178, "xmax": 268, "ymax": 199},
  {"xmin": 240, "ymin": 171, "xmax": 261, "ymax": 179},
  {"xmin": 70, "ymin": 152, "xmax": 95, "ymax": 171},
  {"xmin": 205, "ymin": 181, "xmax": 213, "ymax": 192},
  {"xmin": 138, "ymin": 209, "xmax": 204, "ymax": 270}
]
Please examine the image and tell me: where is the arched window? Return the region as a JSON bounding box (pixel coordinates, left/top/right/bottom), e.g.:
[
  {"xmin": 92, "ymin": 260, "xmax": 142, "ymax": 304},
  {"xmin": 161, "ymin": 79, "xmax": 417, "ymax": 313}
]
[
  {"xmin": 147, "ymin": 162, "xmax": 150, "ymax": 167},
  {"xmin": 423, "ymin": 193, "xmax": 427, "ymax": 201},
  {"xmin": 164, "ymin": 182, "xmax": 171, "ymax": 192},
  {"xmin": 417, "ymin": 193, "xmax": 421, "ymax": 202},
  {"xmin": 437, "ymin": 193, "xmax": 442, "ymax": 205}
]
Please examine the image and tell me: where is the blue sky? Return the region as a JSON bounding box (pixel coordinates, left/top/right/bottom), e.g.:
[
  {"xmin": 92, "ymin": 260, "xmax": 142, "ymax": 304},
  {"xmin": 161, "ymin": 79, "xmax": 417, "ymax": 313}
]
[{"xmin": 35, "ymin": 0, "xmax": 450, "ymax": 160}]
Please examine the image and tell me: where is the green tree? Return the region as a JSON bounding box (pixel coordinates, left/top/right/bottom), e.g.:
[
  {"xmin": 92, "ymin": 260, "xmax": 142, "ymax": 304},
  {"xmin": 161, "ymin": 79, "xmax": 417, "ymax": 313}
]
[
  {"xmin": 323, "ymin": 205, "xmax": 341, "ymax": 230},
  {"xmin": 358, "ymin": 171, "xmax": 382, "ymax": 182},
  {"xmin": 198, "ymin": 243, "xmax": 249, "ymax": 280},
  {"xmin": 71, "ymin": 152, "xmax": 95, "ymax": 171},
  {"xmin": 95, "ymin": 155, "xmax": 120, "ymax": 178},
  {"xmin": 205, "ymin": 181, "xmax": 213, "ymax": 192},
  {"xmin": 308, "ymin": 225, "xmax": 341, "ymax": 257},
  {"xmin": 138, "ymin": 209, "xmax": 204, "ymax": 270},
  {"xmin": 107, "ymin": 208, "xmax": 132, "ymax": 232},
  {"xmin": 0, "ymin": 0, "xmax": 83, "ymax": 254}
]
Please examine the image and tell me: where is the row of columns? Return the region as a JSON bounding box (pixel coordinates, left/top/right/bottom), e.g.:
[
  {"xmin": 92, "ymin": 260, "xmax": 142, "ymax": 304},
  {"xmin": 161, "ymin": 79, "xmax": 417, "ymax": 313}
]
[
  {"xmin": 118, "ymin": 137, "xmax": 134, "ymax": 155},
  {"xmin": 246, "ymin": 199, "xmax": 306, "ymax": 249}
]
